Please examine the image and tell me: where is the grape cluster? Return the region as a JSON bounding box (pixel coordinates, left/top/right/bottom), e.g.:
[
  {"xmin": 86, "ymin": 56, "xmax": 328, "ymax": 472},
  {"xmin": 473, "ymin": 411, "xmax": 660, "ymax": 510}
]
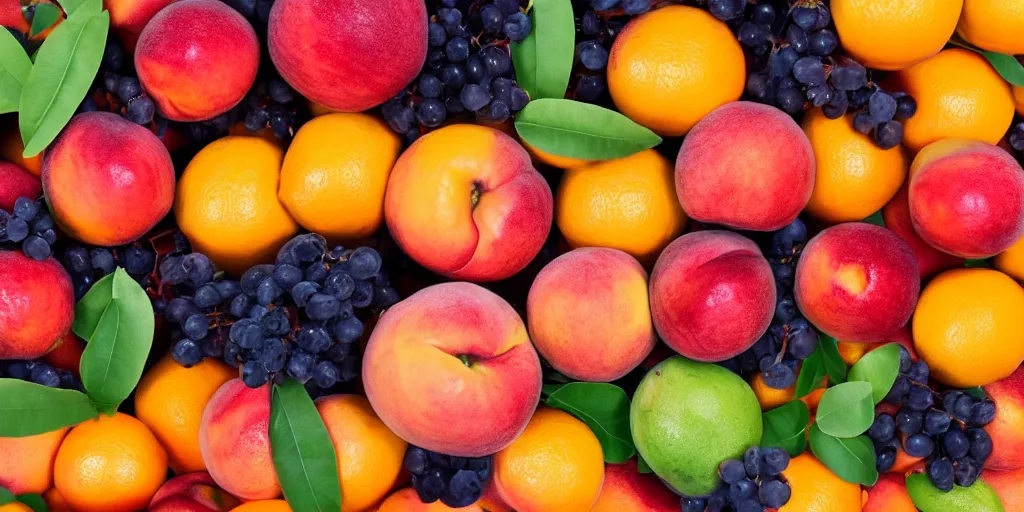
[
  {"xmin": 568, "ymin": 3, "xmax": 635, "ymax": 104},
  {"xmin": 869, "ymin": 347, "xmax": 995, "ymax": 491},
  {"xmin": 403, "ymin": 446, "xmax": 492, "ymax": 508},
  {"xmin": 88, "ymin": 42, "xmax": 158, "ymax": 126},
  {"xmin": 682, "ymin": 446, "xmax": 792, "ymax": 512},
  {"xmin": 0, "ymin": 197, "xmax": 58, "ymax": 261},
  {"xmin": 61, "ymin": 243, "xmax": 157, "ymax": 300},
  {"xmin": 0, "ymin": 360, "xmax": 82, "ymax": 391}
]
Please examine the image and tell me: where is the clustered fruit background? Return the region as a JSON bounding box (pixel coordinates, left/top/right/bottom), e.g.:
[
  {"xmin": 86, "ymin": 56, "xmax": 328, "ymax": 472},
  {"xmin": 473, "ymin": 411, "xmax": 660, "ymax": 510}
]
[{"xmin": 1, "ymin": 0, "xmax": 1024, "ymax": 511}]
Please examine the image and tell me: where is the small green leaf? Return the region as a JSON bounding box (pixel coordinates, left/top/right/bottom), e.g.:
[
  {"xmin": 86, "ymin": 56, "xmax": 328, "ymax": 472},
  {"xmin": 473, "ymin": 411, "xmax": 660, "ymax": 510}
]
[
  {"xmin": 18, "ymin": 9, "xmax": 108, "ymax": 157},
  {"xmin": 963, "ymin": 386, "xmax": 988, "ymax": 400},
  {"xmin": 814, "ymin": 381, "xmax": 875, "ymax": 438},
  {"xmin": 29, "ymin": 4, "xmax": 62, "ymax": 37},
  {"xmin": 509, "ymin": 0, "xmax": 574, "ymax": 100},
  {"xmin": 270, "ymin": 379, "xmax": 342, "ymax": 512},
  {"xmin": 74, "ymin": 269, "xmax": 155, "ymax": 415},
  {"xmin": 848, "ymin": 343, "xmax": 901, "ymax": 404},
  {"xmin": 16, "ymin": 494, "xmax": 47, "ymax": 512},
  {"xmin": 0, "ymin": 487, "xmax": 15, "ymax": 505},
  {"xmin": 862, "ymin": 211, "xmax": 885, "ymax": 227},
  {"xmin": 982, "ymin": 52, "xmax": 1024, "ymax": 87},
  {"xmin": 906, "ymin": 473, "xmax": 1005, "ymax": 512},
  {"xmin": 760, "ymin": 400, "xmax": 809, "ymax": 457},
  {"xmin": 819, "ymin": 333, "xmax": 847, "ymax": 384},
  {"xmin": 545, "ymin": 382, "xmax": 635, "ymax": 463},
  {"xmin": 0, "ymin": 379, "xmax": 97, "ymax": 437},
  {"xmin": 795, "ymin": 350, "xmax": 825, "ymax": 398},
  {"xmin": 515, "ymin": 99, "xmax": 662, "ymax": 161},
  {"xmin": 0, "ymin": 30, "xmax": 32, "ymax": 114},
  {"xmin": 636, "ymin": 455, "xmax": 653, "ymax": 474},
  {"xmin": 60, "ymin": 0, "xmax": 103, "ymax": 18},
  {"xmin": 808, "ymin": 423, "xmax": 878, "ymax": 486}
]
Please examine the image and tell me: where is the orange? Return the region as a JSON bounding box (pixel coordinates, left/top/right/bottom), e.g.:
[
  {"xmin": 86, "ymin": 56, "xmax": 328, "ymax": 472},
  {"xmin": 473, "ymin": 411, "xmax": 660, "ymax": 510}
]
[
  {"xmin": 43, "ymin": 487, "xmax": 74, "ymax": 512},
  {"xmin": 175, "ymin": 136, "xmax": 299, "ymax": 275},
  {"xmin": 0, "ymin": 504, "xmax": 33, "ymax": 512},
  {"xmin": 779, "ymin": 454, "xmax": 864, "ymax": 512},
  {"xmin": 315, "ymin": 394, "xmax": 408, "ymax": 512},
  {"xmin": 53, "ymin": 412, "xmax": 168, "ymax": 512},
  {"xmin": 377, "ymin": 487, "xmax": 483, "ymax": 512},
  {"xmin": 0, "ymin": 123, "xmax": 42, "ymax": 177},
  {"xmin": 750, "ymin": 372, "xmax": 826, "ymax": 412},
  {"xmin": 831, "ymin": 0, "xmax": 962, "ymax": 71},
  {"xmin": 957, "ymin": 0, "xmax": 1024, "ymax": 55},
  {"xmin": 895, "ymin": 49, "xmax": 1015, "ymax": 152},
  {"xmin": 607, "ymin": 5, "xmax": 744, "ymax": 136},
  {"xmin": 231, "ymin": 500, "xmax": 293, "ymax": 512},
  {"xmin": 279, "ymin": 113, "xmax": 401, "ymax": 243},
  {"xmin": 0, "ymin": 427, "xmax": 68, "ymax": 495},
  {"xmin": 556, "ymin": 150, "xmax": 687, "ymax": 265},
  {"xmin": 522, "ymin": 140, "xmax": 594, "ymax": 170},
  {"xmin": 134, "ymin": 354, "xmax": 236, "ymax": 474},
  {"xmin": 309, "ymin": 100, "xmax": 339, "ymax": 117},
  {"xmin": 801, "ymin": 109, "xmax": 908, "ymax": 224},
  {"xmin": 492, "ymin": 407, "xmax": 604, "ymax": 512},
  {"xmin": 995, "ymin": 235, "xmax": 1024, "ymax": 282},
  {"xmin": 913, "ymin": 268, "xmax": 1024, "ymax": 387}
]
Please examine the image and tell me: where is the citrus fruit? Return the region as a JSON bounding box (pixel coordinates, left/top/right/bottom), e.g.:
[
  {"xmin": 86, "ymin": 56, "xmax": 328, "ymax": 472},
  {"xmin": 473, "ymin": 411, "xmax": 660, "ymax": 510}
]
[
  {"xmin": 230, "ymin": 500, "xmax": 293, "ymax": 512},
  {"xmin": 492, "ymin": 407, "xmax": 605, "ymax": 512},
  {"xmin": 801, "ymin": 108, "xmax": 908, "ymax": 224},
  {"xmin": 831, "ymin": 0, "xmax": 962, "ymax": 71},
  {"xmin": 556, "ymin": 149, "xmax": 687, "ymax": 265},
  {"xmin": 175, "ymin": 136, "xmax": 299, "ymax": 275},
  {"xmin": 913, "ymin": 268, "xmax": 1024, "ymax": 387},
  {"xmin": 956, "ymin": 0, "xmax": 1024, "ymax": 55},
  {"xmin": 0, "ymin": 503, "xmax": 33, "ymax": 512},
  {"xmin": 995, "ymin": 235, "xmax": 1024, "ymax": 282},
  {"xmin": 895, "ymin": 49, "xmax": 1015, "ymax": 152},
  {"xmin": 522, "ymin": 140, "xmax": 594, "ymax": 170},
  {"xmin": 134, "ymin": 354, "xmax": 236, "ymax": 474},
  {"xmin": 377, "ymin": 487, "xmax": 484, "ymax": 512},
  {"xmin": 278, "ymin": 113, "xmax": 401, "ymax": 243},
  {"xmin": 53, "ymin": 412, "xmax": 168, "ymax": 512},
  {"xmin": 630, "ymin": 356, "xmax": 762, "ymax": 496},
  {"xmin": 779, "ymin": 454, "xmax": 864, "ymax": 512},
  {"xmin": 607, "ymin": 5, "xmax": 744, "ymax": 136},
  {"xmin": 0, "ymin": 427, "xmax": 68, "ymax": 494}
]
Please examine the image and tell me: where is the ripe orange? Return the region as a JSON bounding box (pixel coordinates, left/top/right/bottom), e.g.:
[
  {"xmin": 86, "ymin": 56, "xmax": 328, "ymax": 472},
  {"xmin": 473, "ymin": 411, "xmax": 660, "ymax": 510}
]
[
  {"xmin": 801, "ymin": 109, "xmax": 908, "ymax": 224},
  {"xmin": 779, "ymin": 454, "xmax": 864, "ymax": 512},
  {"xmin": 134, "ymin": 354, "xmax": 236, "ymax": 474},
  {"xmin": 895, "ymin": 49, "xmax": 1015, "ymax": 152},
  {"xmin": 995, "ymin": 235, "xmax": 1024, "ymax": 282},
  {"xmin": 492, "ymin": 407, "xmax": 605, "ymax": 512},
  {"xmin": 53, "ymin": 412, "xmax": 168, "ymax": 512},
  {"xmin": 0, "ymin": 503, "xmax": 33, "ymax": 512},
  {"xmin": 750, "ymin": 372, "xmax": 826, "ymax": 412},
  {"xmin": 607, "ymin": 5, "xmax": 744, "ymax": 136},
  {"xmin": 831, "ymin": 0, "xmax": 962, "ymax": 71},
  {"xmin": 556, "ymin": 150, "xmax": 687, "ymax": 265},
  {"xmin": 956, "ymin": 0, "xmax": 1024, "ymax": 55},
  {"xmin": 175, "ymin": 136, "xmax": 299, "ymax": 275},
  {"xmin": 0, "ymin": 427, "xmax": 68, "ymax": 495},
  {"xmin": 230, "ymin": 500, "xmax": 293, "ymax": 512}
]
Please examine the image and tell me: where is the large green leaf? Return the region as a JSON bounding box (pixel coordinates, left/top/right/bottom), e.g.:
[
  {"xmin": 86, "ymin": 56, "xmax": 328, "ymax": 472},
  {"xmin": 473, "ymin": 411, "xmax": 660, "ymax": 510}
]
[
  {"xmin": 509, "ymin": 0, "xmax": 574, "ymax": 100},
  {"xmin": 760, "ymin": 400, "xmax": 809, "ymax": 457},
  {"xmin": 982, "ymin": 52, "xmax": 1024, "ymax": 87},
  {"xmin": 545, "ymin": 382, "xmax": 634, "ymax": 463},
  {"xmin": 0, "ymin": 379, "xmax": 97, "ymax": 437},
  {"xmin": 60, "ymin": 0, "xmax": 103, "ymax": 18},
  {"xmin": 808, "ymin": 423, "xmax": 878, "ymax": 486},
  {"xmin": 0, "ymin": 30, "xmax": 32, "ymax": 114},
  {"xmin": 515, "ymin": 98, "xmax": 662, "ymax": 161},
  {"xmin": 270, "ymin": 379, "xmax": 342, "ymax": 512},
  {"xmin": 814, "ymin": 381, "xmax": 875, "ymax": 438},
  {"xmin": 906, "ymin": 473, "xmax": 1005, "ymax": 512},
  {"xmin": 847, "ymin": 343, "xmax": 900, "ymax": 404}
]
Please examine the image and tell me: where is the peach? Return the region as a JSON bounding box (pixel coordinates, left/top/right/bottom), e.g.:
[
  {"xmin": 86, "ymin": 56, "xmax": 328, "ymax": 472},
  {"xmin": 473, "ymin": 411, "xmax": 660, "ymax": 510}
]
[
  {"xmin": 590, "ymin": 459, "xmax": 679, "ymax": 512},
  {"xmin": 377, "ymin": 488, "xmax": 483, "ymax": 512},
  {"xmin": 0, "ymin": 251, "xmax": 75, "ymax": 360},
  {"xmin": 199, "ymin": 379, "xmax": 281, "ymax": 500},
  {"xmin": 42, "ymin": 111, "xmax": 174, "ymax": 246},
  {"xmin": 984, "ymin": 365, "xmax": 1024, "ymax": 470},
  {"xmin": 136, "ymin": 0, "xmax": 259, "ymax": 122},
  {"xmin": 882, "ymin": 181, "xmax": 964, "ymax": 277},
  {"xmin": 0, "ymin": 427, "xmax": 68, "ymax": 495},
  {"xmin": 983, "ymin": 468, "xmax": 1024, "ymax": 511},
  {"xmin": 0, "ymin": 161, "xmax": 40, "ymax": 211},
  {"xmin": 42, "ymin": 333, "xmax": 85, "ymax": 379},
  {"xmin": 0, "ymin": 0, "xmax": 27, "ymax": 32},
  {"xmin": 908, "ymin": 138, "xmax": 1024, "ymax": 258},
  {"xmin": 675, "ymin": 101, "xmax": 815, "ymax": 231},
  {"xmin": 105, "ymin": 0, "xmax": 176, "ymax": 51},
  {"xmin": 649, "ymin": 231, "xmax": 776, "ymax": 362},
  {"xmin": 148, "ymin": 472, "xmax": 241, "ymax": 512},
  {"xmin": 794, "ymin": 223, "xmax": 919, "ymax": 342},
  {"xmin": 863, "ymin": 473, "xmax": 915, "ymax": 512},
  {"xmin": 526, "ymin": 247, "xmax": 656, "ymax": 382},
  {"xmin": 384, "ymin": 125, "xmax": 553, "ymax": 282},
  {"xmin": 363, "ymin": 282, "xmax": 542, "ymax": 457}
]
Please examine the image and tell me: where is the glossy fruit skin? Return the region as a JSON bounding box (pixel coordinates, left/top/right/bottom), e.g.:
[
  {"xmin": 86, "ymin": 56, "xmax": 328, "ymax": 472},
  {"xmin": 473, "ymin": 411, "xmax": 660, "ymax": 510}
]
[
  {"xmin": 995, "ymin": 235, "xmax": 1024, "ymax": 282},
  {"xmin": 831, "ymin": 0, "xmax": 962, "ymax": 71},
  {"xmin": 0, "ymin": 251, "xmax": 75, "ymax": 360},
  {"xmin": 956, "ymin": 0, "xmax": 1024, "ymax": 55},
  {"xmin": 779, "ymin": 454, "xmax": 862, "ymax": 512}
]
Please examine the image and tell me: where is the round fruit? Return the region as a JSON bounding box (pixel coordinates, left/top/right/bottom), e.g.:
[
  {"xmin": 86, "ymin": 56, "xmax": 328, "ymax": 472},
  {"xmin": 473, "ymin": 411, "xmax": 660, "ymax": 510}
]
[
  {"xmin": 831, "ymin": 0, "xmax": 962, "ymax": 71},
  {"xmin": 0, "ymin": 251, "xmax": 75, "ymax": 360},
  {"xmin": 0, "ymin": 161, "xmax": 40, "ymax": 211},
  {"xmin": 0, "ymin": 428, "xmax": 68, "ymax": 495},
  {"xmin": 377, "ymin": 488, "xmax": 484, "ymax": 512},
  {"xmin": 779, "ymin": 454, "xmax": 862, "ymax": 512},
  {"xmin": 995, "ymin": 236, "xmax": 1024, "ymax": 282},
  {"xmin": 956, "ymin": 0, "xmax": 1024, "ymax": 55},
  {"xmin": 230, "ymin": 501, "xmax": 293, "ymax": 512}
]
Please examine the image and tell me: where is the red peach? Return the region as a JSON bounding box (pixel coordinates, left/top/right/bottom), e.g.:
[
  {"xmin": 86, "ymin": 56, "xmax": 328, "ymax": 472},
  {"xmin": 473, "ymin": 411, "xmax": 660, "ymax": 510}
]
[
  {"xmin": 105, "ymin": 0, "xmax": 177, "ymax": 51},
  {"xmin": 795, "ymin": 223, "xmax": 919, "ymax": 342},
  {"xmin": 148, "ymin": 472, "xmax": 240, "ymax": 512},
  {"xmin": 363, "ymin": 282, "xmax": 542, "ymax": 457},
  {"xmin": 983, "ymin": 468, "xmax": 1024, "ymax": 511},
  {"xmin": 526, "ymin": 247, "xmax": 656, "ymax": 382},
  {"xmin": 984, "ymin": 366, "xmax": 1024, "ymax": 470},
  {"xmin": 42, "ymin": 333, "xmax": 85, "ymax": 379},
  {"xmin": 268, "ymin": 0, "xmax": 427, "ymax": 112},
  {"xmin": 649, "ymin": 231, "xmax": 776, "ymax": 362},
  {"xmin": 882, "ymin": 181, "xmax": 964, "ymax": 277},
  {"xmin": 590, "ymin": 459, "xmax": 679, "ymax": 512},
  {"xmin": 0, "ymin": 427, "xmax": 68, "ymax": 495},
  {"xmin": 0, "ymin": 161, "xmax": 40, "ymax": 211},
  {"xmin": 43, "ymin": 112, "xmax": 174, "ymax": 246},
  {"xmin": 675, "ymin": 101, "xmax": 815, "ymax": 231},
  {"xmin": 136, "ymin": 0, "xmax": 259, "ymax": 122},
  {"xmin": 0, "ymin": 0, "xmax": 28, "ymax": 32},
  {"xmin": 863, "ymin": 473, "xmax": 916, "ymax": 512},
  {"xmin": 0, "ymin": 251, "xmax": 75, "ymax": 360},
  {"xmin": 909, "ymin": 138, "xmax": 1024, "ymax": 258}
]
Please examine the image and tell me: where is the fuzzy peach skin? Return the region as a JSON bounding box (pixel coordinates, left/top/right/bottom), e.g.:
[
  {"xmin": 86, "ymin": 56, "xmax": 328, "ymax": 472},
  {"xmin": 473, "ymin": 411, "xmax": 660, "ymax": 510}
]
[
  {"xmin": 0, "ymin": 427, "xmax": 68, "ymax": 495},
  {"xmin": 882, "ymin": 181, "xmax": 964, "ymax": 277},
  {"xmin": 42, "ymin": 112, "xmax": 174, "ymax": 246},
  {"xmin": 862, "ymin": 473, "xmax": 915, "ymax": 512},
  {"xmin": 136, "ymin": 0, "xmax": 259, "ymax": 122},
  {"xmin": 0, "ymin": 251, "xmax": 75, "ymax": 360},
  {"xmin": 908, "ymin": 138, "xmax": 1024, "ymax": 258},
  {"xmin": 148, "ymin": 472, "xmax": 240, "ymax": 512},
  {"xmin": 984, "ymin": 366, "xmax": 1024, "ymax": 470},
  {"xmin": 590, "ymin": 459, "xmax": 679, "ymax": 512},
  {"xmin": 649, "ymin": 231, "xmax": 776, "ymax": 362},
  {"xmin": 675, "ymin": 101, "xmax": 815, "ymax": 231},
  {"xmin": 363, "ymin": 282, "xmax": 542, "ymax": 457},
  {"xmin": 105, "ymin": 0, "xmax": 177, "ymax": 51},
  {"xmin": 199, "ymin": 380, "xmax": 281, "ymax": 500},
  {"xmin": 0, "ymin": 0, "xmax": 26, "ymax": 32},
  {"xmin": 984, "ymin": 468, "xmax": 1024, "ymax": 511},
  {"xmin": 795, "ymin": 223, "xmax": 919, "ymax": 342},
  {"xmin": 268, "ymin": 0, "xmax": 427, "ymax": 112},
  {"xmin": 0, "ymin": 161, "xmax": 40, "ymax": 211},
  {"xmin": 526, "ymin": 247, "xmax": 656, "ymax": 382},
  {"xmin": 384, "ymin": 125, "xmax": 553, "ymax": 282}
]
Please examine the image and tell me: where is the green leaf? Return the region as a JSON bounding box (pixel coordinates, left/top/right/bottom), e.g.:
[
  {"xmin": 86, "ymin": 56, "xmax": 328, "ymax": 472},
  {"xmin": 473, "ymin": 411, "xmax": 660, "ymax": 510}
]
[
  {"xmin": 906, "ymin": 473, "xmax": 1005, "ymax": 512},
  {"xmin": 794, "ymin": 350, "xmax": 825, "ymax": 398},
  {"xmin": 848, "ymin": 343, "xmax": 900, "ymax": 404},
  {"xmin": 270, "ymin": 379, "xmax": 342, "ymax": 512},
  {"xmin": 16, "ymin": 494, "xmax": 47, "ymax": 512},
  {"xmin": 0, "ymin": 30, "xmax": 32, "ymax": 114},
  {"xmin": 963, "ymin": 386, "xmax": 988, "ymax": 400},
  {"xmin": 29, "ymin": 4, "xmax": 62, "ymax": 37},
  {"xmin": 636, "ymin": 455, "xmax": 653, "ymax": 474},
  {"xmin": 74, "ymin": 269, "xmax": 155, "ymax": 415},
  {"xmin": 760, "ymin": 401, "xmax": 809, "ymax": 457},
  {"xmin": 515, "ymin": 99, "xmax": 662, "ymax": 160},
  {"xmin": 862, "ymin": 211, "xmax": 885, "ymax": 227},
  {"xmin": 545, "ymin": 382, "xmax": 635, "ymax": 463},
  {"xmin": 542, "ymin": 383, "xmax": 565, "ymax": 396},
  {"xmin": 808, "ymin": 423, "xmax": 878, "ymax": 486},
  {"xmin": 982, "ymin": 52, "xmax": 1024, "ymax": 87},
  {"xmin": 509, "ymin": 0, "xmax": 574, "ymax": 100},
  {"xmin": 814, "ymin": 381, "xmax": 875, "ymax": 438},
  {"xmin": 0, "ymin": 487, "xmax": 15, "ymax": 505},
  {"xmin": 18, "ymin": 9, "xmax": 108, "ymax": 157},
  {"xmin": 819, "ymin": 333, "xmax": 847, "ymax": 384},
  {"xmin": 0, "ymin": 379, "xmax": 97, "ymax": 437},
  {"xmin": 60, "ymin": 0, "xmax": 102, "ymax": 18}
]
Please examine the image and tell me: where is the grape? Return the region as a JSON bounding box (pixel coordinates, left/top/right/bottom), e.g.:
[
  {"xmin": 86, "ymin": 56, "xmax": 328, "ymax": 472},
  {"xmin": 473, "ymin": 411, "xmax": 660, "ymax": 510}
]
[
  {"xmin": 868, "ymin": 91, "xmax": 898, "ymax": 123},
  {"xmin": 708, "ymin": 0, "xmax": 745, "ymax": 21},
  {"xmin": 808, "ymin": 29, "xmax": 838, "ymax": 56},
  {"xmin": 873, "ymin": 121, "xmax": 903, "ymax": 150}
]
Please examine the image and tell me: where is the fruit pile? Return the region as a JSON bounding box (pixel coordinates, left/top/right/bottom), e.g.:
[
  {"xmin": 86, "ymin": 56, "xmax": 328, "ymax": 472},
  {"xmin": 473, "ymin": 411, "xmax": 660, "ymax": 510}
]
[{"xmin": 1, "ymin": 0, "xmax": 1024, "ymax": 511}]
